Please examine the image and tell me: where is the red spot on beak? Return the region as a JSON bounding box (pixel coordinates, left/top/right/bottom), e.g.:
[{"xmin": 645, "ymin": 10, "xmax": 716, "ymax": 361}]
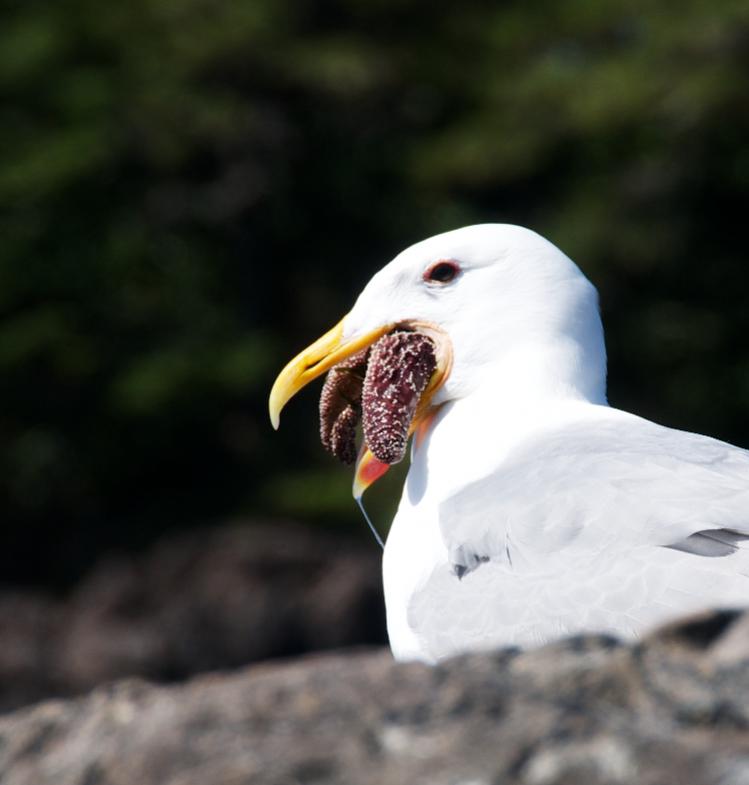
[{"xmin": 353, "ymin": 447, "xmax": 391, "ymax": 499}]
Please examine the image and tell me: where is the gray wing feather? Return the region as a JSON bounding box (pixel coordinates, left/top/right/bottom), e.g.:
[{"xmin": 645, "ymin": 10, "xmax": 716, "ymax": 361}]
[{"xmin": 439, "ymin": 412, "xmax": 749, "ymax": 574}]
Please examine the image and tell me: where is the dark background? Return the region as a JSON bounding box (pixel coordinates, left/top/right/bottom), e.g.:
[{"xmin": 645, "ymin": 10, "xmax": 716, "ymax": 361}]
[{"xmin": 2, "ymin": 0, "xmax": 748, "ymax": 591}]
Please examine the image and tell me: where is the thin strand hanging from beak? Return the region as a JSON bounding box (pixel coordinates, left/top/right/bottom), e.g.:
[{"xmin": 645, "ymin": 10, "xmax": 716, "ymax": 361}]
[{"xmin": 355, "ymin": 496, "xmax": 385, "ymax": 549}]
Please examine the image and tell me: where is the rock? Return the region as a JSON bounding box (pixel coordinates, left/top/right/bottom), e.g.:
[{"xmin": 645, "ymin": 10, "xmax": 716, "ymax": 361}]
[
  {"xmin": 0, "ymin": 594, "xmax": 61, "ymax": 711},
  {"xmin": 0, "ymin": 522, "xmax": 386, "ymax": 712},
  {"xmin": 1, "ymin": 609, "xmax": 749, "ymax": 784}
]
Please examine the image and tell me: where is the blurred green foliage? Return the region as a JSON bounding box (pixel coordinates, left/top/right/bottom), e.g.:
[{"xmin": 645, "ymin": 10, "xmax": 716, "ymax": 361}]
[{"xmin": 1, "ymin": 0, "xmax": 748, "ymax": 585}]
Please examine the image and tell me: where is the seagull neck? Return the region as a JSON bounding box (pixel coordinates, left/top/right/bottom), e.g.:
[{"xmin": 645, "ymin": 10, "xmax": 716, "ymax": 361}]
[
  {"xmin": 455, "ymin": 336, "xmax": 608, "ymax": 414},
  {"xmin": 405, "ymin": 335, "xmax": 608, "ymax": 507}
]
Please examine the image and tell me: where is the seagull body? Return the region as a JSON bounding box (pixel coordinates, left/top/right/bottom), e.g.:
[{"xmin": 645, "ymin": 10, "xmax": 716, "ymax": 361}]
[{"xmin": 270, "ymin": 224, "xmax": 749, "ymax": 662}]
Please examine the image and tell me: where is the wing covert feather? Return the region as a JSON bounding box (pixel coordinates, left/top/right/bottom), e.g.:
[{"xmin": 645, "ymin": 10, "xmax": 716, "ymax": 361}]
[{"xmin": 438, "ymin": 412, "xmax": 749, "ymax": 570}]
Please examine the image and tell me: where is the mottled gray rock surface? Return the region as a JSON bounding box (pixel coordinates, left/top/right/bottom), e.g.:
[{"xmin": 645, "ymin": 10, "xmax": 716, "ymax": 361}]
[
  {"xmin": 1, "ymin": 610, "xmax": 749, "ymax": 785},
  {"xmin": 0, "ymin": 522, "xmax": 385, "ymax": 712}
]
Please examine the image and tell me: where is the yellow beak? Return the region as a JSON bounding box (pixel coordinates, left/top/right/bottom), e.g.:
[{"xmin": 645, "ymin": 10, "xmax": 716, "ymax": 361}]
[{"xmin": 268, "ymin": 317, "xmax": 394, "ymax": 430}]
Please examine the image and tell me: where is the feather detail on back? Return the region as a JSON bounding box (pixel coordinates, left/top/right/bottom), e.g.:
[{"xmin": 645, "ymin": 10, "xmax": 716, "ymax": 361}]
[{"xmin": 438, "ymin": 409, "xmax": 749, "ymax": 571}]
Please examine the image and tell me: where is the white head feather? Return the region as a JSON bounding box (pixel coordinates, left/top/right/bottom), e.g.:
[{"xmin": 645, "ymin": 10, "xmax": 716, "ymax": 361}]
[{"xmin": 343, "ymin": 224, "xmax": 607, "ymax": 407}]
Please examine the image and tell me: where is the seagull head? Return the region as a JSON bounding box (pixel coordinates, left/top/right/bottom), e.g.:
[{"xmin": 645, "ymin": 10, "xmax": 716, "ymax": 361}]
[{"xmin": 269, "ymin": 224, "xmax": 607, "ymax": 489}]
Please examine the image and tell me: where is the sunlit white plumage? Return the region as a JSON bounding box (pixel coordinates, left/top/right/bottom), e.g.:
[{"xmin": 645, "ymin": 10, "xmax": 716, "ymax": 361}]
[{"xmin": 341, "ymin": 224, "xmax": 749, "ymax": 662}]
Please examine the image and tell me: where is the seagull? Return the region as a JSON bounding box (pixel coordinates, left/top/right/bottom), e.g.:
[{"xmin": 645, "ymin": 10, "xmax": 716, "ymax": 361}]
[{"xmin": 269, "ymin": 224, "xmax": 749, "ymax": 663}]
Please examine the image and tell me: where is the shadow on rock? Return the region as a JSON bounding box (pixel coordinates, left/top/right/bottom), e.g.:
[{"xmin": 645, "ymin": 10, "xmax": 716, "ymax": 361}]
[
  {"xmin": 0, "ymin": 521, "xmax": 386, "ymax": 712},
  {"xmin": 1, "ymin": 610, "xmax": 749, "ymax": 785}
]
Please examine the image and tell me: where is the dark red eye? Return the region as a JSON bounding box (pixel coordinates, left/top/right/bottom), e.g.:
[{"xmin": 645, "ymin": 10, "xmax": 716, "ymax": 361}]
[{"xmin": 424, "ymin": 260, "xmax": 460, "ymax": 284}]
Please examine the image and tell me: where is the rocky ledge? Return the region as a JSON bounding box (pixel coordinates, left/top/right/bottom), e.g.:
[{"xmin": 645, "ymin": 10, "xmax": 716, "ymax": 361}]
[
  {"xmin": 1, "ymin": 609, "xmax": 749, "ymax": 785},
  {"xmin": 0, "ymin": 521, "xmax": 385, "ymax": 712}
]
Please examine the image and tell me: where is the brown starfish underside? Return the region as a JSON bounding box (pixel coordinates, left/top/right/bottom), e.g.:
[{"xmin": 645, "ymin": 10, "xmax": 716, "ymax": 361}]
[{"xmin": 319, "ymin": 331, "xmax": 437, "ymax": 466}]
